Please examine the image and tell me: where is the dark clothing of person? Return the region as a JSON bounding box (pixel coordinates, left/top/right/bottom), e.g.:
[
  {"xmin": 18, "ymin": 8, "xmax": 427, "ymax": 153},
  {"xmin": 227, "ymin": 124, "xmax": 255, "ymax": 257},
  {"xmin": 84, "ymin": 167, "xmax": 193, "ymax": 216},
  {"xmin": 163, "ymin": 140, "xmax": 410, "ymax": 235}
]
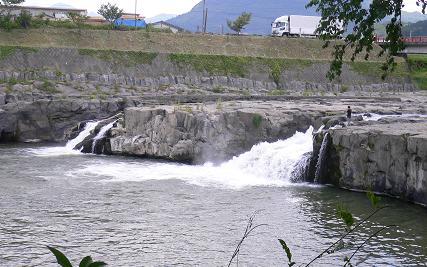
[{"xmin": 347, "ymin": 108, "xmax": 352, "ymax": 119}]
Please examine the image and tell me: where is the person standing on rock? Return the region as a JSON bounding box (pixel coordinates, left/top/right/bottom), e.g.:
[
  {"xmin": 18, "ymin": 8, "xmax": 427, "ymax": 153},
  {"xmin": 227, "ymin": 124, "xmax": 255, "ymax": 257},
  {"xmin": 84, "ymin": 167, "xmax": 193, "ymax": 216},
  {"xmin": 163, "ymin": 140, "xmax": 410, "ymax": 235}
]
[{"xmin": 346, "ymin": 106, "xmax": 352, "ymax": 125}]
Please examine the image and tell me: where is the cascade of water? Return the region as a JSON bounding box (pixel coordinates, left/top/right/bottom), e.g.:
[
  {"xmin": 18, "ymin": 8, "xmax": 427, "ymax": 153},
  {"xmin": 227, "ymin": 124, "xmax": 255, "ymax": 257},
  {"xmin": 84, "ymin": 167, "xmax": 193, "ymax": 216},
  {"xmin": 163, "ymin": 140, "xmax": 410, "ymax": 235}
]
[
  {"xmin": 91, "ymin": 120, "xmax": 117, "ymax": 153},
  {"xmin": 65, "ymin": 121, "xmax": 100, "ymax": 151},
  {"xmin": 314, "ymin": 132, "xmax": 329, "ymax": 183}
]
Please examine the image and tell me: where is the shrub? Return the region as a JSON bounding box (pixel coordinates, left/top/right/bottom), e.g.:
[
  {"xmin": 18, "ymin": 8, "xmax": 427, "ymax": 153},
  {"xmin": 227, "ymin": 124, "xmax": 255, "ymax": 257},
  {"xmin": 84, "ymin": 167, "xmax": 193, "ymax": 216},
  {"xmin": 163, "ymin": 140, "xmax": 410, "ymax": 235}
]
[
  {"xmin": 0, "ymin": 14, "xmax": 16, "ymax": 31},
  {"xmin": 15, "ymin": 11, "xmax": 32, "ymax": 29},
  {"xmin": 252, "ymin": 114, "xmax": 262, "ymax": 128}
]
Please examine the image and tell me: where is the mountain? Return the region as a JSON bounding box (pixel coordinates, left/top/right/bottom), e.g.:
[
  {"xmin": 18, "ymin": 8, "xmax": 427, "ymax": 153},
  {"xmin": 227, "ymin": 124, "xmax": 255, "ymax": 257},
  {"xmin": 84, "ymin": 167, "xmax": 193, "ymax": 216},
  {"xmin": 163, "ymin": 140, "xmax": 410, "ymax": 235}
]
[
  {"xmin": 402, "ymin": 19, "xmax": 427, "ymax": 36},
  {"xmin": 50, "ymin": 3, "xmax": 76, "ymax": 9},
  {"xmin": 146, "ymin": 13, "xmax": 177, "ymax": 23},
  {"xmin": 168, "ymin": 0, "xmax": 427, "ymax": 35},
  {"xmin": 167, "ymin": 0, "xmax": 317, "ymax": 34},
  {"xmin": 402, "ymin": 11, "xmax": 427, "ymax": 23}
]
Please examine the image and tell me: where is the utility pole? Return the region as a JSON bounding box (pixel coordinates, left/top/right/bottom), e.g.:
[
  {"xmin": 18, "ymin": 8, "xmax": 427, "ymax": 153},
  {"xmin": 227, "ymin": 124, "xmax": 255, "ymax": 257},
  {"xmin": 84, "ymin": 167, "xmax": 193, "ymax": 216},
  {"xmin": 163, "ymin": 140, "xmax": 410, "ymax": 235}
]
[
  {"xmin": 202, "ymin": 0, "xmax": 206, "ymax": 33},
  {"xmin": 134, "ymin": 0, "xmax": 137, "ymax": 29},
  {"xmin": 204, "ymin": 8, "xmax": 208, "ymax": 33}
]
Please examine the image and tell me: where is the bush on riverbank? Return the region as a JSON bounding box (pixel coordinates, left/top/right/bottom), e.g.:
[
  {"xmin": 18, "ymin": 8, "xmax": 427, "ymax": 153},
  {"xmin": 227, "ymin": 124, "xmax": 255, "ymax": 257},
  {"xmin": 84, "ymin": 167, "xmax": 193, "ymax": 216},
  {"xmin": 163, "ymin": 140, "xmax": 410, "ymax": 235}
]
[{"xmin": 407, "ymin": 54, "xmax": 427, "ymax": 89}]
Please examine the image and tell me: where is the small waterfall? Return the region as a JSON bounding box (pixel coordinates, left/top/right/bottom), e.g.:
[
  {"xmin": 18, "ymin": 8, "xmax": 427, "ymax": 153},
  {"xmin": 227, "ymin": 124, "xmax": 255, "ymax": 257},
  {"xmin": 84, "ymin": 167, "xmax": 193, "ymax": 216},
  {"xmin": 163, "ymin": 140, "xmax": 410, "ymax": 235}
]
[
  {"xmin": 220, "ymin": 126, "xmax": 314, "ymax": 182},
  {"xmin": 91, "ymin": 120, "xmax": 117, "ymax": 153},
  {"xmin": 65, "ymin": 121, "xmax": 100, "ymax": 151},
  {"xmin": 314, "ymin": 132, "xmax": 329, "ymax": 183}
]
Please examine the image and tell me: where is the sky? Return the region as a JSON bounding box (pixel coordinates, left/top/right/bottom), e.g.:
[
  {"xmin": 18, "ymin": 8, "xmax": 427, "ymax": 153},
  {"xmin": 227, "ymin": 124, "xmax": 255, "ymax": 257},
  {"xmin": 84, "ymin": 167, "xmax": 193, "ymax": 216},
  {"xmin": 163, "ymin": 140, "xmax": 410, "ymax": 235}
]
[
  {"xmin": 20, "ymin": 0, "xmax": 423, "ymax": 18},
  {"xmin": 21, "ymin": 0, "xmax": 201, "ymax": 18}
]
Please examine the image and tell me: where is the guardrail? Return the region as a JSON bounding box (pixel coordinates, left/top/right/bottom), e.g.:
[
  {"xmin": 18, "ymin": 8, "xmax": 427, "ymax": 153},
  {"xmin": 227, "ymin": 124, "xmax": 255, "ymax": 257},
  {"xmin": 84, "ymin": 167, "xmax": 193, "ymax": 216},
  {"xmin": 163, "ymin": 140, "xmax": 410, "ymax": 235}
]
[{"xmin": 375, "ymin": 36, "xmax": 427, "ymax": 44}]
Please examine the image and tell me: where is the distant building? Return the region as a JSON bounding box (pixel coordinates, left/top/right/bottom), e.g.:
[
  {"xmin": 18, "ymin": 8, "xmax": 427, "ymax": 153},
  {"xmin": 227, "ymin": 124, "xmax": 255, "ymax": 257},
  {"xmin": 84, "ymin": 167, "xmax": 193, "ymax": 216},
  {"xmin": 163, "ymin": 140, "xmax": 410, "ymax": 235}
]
[
  {"xmin": 150, "ymin": 21, "xmax": 187, "ymax": 33},
  {"xmin": 2, "ymin": 5, "xmax": 87, "ymax": 19},
  {"xmin": 115, "ymin": 13, "xmax": 146, "ymax": 27}
]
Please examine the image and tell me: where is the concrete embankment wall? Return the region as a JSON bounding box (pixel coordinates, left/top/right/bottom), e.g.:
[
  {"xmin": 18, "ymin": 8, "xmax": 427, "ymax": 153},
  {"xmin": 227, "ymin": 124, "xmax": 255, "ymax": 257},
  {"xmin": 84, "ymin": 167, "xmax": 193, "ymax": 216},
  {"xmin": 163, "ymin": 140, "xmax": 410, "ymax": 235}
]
[{"xmin": 0, "ymin": 46, "xmax": 415, "ymax": 94}]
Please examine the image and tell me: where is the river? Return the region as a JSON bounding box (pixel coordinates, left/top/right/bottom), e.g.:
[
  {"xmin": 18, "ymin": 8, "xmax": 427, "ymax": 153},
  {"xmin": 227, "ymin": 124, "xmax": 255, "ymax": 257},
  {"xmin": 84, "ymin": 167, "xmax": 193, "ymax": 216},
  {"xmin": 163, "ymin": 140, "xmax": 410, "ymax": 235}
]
[{"xmin": 1, "ymin": 129, "xmax": 427, "ymax": 266}]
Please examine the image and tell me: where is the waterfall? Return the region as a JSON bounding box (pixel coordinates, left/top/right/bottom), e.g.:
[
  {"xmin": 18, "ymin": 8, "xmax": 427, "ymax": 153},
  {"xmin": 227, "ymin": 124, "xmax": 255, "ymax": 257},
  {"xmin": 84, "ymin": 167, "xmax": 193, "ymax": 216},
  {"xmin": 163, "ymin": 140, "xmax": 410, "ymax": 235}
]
[
  {"xmin": 65, "ymin": 121, "xmax": 100, "ymax": 151},
  {"xmin": 218, "ymin": 126, "xmax": 315, "ymax": 182},
  {"xmin": 72, "ymin": 127, "xmax": 316, "ymax": 188},
  {"xmin": 91, "ymin": 120, "xmax": 117, "ymax": 153},
  {"xmin": 314, "ymin": 132, "xmax": 329, "ymax": 183}
]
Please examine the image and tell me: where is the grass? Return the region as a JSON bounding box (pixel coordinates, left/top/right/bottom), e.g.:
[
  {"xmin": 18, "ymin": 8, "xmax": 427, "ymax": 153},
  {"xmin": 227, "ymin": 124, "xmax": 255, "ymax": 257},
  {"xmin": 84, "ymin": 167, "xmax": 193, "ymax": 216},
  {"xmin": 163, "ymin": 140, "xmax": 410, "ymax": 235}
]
[
  {"xmin": 169, "ymin": 54, "xmax": 252, "ymax": 77},
  {"xmin": 349, "ymin": 61, "xmax": 408, "ymax": 78},
  {"xmin": 0, "ymin": 46, "xmax": 38, "ymax": 60},
  {"xmin": 267, "ymin": 89, "xmax": 287, "ymax": 96},
  {"xmin": 168, "ymin": 53, "xmax": 314, "ymax": 83},
  {"xmin": 39, "ymin": 80, "xmax": 60, "ymax": 94},
  {"xmin": 252, "ymin": 114, "xmax": 263, "ymax": 128},
  {"xmin": 407, "ymin": 54, "xmax": 427, "ymax": 90},
  {"xmin": 79, "ymin": 49, "xmax": 158, "ymax": 66}
]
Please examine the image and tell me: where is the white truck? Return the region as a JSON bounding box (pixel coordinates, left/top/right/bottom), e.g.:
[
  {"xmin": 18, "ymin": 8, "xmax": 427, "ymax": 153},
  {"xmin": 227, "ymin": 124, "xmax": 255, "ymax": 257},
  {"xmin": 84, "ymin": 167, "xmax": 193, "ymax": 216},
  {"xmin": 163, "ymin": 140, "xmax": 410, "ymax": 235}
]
[{"xmin": 271, "ymin": 15, "xmax": 322, "ymax": 37}]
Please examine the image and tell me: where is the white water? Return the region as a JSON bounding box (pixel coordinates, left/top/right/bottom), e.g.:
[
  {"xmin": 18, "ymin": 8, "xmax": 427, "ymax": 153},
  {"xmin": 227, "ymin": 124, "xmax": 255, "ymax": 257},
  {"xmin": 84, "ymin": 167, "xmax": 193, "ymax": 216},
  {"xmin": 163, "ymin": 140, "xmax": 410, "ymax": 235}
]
[
  {"xmin": 314, "ymin": 132, "xmax": 329, "ymax": 183},
  {"xmin": 361, "ymin": 113, "xmax": 427, "ymax": 121},
  {"xmin": 69, "ymin": 127, "xmax": 315, "ymax": 189},
  {"xmin": 91, "ymin": 120, "xmax": 116, "ymax": 153},
  {"xmin": 26, "ymin": 121, "xmax": 100, "ymax": 157}
]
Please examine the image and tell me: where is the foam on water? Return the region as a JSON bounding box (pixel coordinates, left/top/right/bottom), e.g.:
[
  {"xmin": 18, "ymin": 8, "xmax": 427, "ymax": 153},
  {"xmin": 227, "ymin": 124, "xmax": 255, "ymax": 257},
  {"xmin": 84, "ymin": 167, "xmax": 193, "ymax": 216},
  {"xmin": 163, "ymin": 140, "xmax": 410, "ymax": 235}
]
[{"xmin": 69, "ymin": 127, "xmax": 315, "ymax": 189}]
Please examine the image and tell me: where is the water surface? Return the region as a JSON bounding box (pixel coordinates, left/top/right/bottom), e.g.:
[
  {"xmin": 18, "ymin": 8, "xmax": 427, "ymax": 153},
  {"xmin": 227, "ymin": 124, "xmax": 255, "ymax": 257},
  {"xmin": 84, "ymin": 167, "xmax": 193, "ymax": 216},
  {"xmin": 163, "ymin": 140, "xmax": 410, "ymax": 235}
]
[{"xmin": 0, "ymin": 143, "xmax": 426, "ymax": 266}]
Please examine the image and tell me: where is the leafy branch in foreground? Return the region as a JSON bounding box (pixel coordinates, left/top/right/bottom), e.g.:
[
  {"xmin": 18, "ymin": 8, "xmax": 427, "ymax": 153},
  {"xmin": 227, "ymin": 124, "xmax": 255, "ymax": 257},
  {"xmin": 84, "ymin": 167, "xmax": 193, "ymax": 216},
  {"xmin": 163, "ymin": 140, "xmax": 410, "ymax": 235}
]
[
  {"xmin": 279, "ymin": 191, "xmax": 396, "ymax": 266},
  {"xmin": 47, "ymin": 246, "xmax": 107, "ymax": 267},
  {"xmin": 228, "ymin": 210, "xmax": 267, "ymax": 267},
  {"xmin": 307, "ymin": 0, "xmax": 426, "ymax": 80}
]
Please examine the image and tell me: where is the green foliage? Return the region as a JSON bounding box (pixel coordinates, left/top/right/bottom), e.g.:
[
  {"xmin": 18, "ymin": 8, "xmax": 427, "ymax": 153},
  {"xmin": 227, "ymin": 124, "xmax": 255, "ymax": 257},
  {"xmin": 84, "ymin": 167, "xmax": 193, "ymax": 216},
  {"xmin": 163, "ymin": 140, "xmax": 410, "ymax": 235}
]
[
  {"xmin": 252, "ymin": 114, "xmax": 262, "ymax": 128},
  {"xmin": 267, "ymin": 89, "xmax": 286, "ymax": 96},
  {"xmin": 39, "ymin": 80, "xmax": 60, "ymax": 94},
  {"xmin": 47, "ymin": 246, "xmax": 106, "ymax": 267},
  {"xmin": 168, "ymin": 54, "xmax": 313, "ymax": 80},
  {"xmin": 79, "ymin": 49, "xmax": 158, "ymax": 66},
  {"xmin": 169, "ymin": 53, "xmax": 251, "ymax": 77},
  {"xmin": 367, "ymin": 191, "xmax": 381, "ymax": 208},
  {"xmin": 306, "ymin": 0, "xmax": 426, "ymax": 80},
  {"xmin": 15, "ymin": 11, "xmax": 32, "ymax": 29},
  {"xmin": 66, "ymin": 12, "xmax": 88, "ymax": 31},
  {"xmin": 227, "ymin": 12, "xmax": 252, "ymax": 34},
  {"xmin": 0, "ymin": 46, "xmax": 17, "ymax": 60},
  {"xmin": 0, "ymin": 13, "xmax": 16, "ymax": 31},
  {"xmin": 98, "ymin": 2, "xmax": 123, "ymax": 28},
  {"xmin": 337, "ymin": 203, "xmax": 354, "ymax": 230},
  {"xmin": 0, "ymin": 0, "xmax": 25, "ymax": 6},
  {"xmin": 278, "ymin": 239, "xmax": 295, "ymax": 267},
  {"xmin": 216, "ymin": 98, "xmax": 222, "ymax": 110},
  {"xmin": 407, "ymin": 54, "xmax": 427, "ymax": 89},
  {"xmin": 212, "ymin": 86, "xmax": 225, "ymax": 93}
]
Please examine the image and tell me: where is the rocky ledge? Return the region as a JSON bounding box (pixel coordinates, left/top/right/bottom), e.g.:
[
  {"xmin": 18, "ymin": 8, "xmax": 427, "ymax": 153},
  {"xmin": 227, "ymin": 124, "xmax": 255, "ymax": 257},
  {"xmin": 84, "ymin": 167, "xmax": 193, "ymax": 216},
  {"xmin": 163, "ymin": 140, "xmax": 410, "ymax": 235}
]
[
  {"xmin": 318, "ymin": 120, "xmax": 427, "ymax": 206},
  {"xmin": 109, "ymin": 101, "xmax": 326, "ymax": 163}
]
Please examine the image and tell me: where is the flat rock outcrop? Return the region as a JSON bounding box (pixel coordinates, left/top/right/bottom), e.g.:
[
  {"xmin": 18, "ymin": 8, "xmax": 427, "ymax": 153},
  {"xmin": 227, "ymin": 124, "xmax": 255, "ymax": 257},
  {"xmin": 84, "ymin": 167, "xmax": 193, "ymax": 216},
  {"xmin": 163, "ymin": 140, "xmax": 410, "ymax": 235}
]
[{"xmin": 321, "ymin": 120, "xmax": 427, "ymax": 205}]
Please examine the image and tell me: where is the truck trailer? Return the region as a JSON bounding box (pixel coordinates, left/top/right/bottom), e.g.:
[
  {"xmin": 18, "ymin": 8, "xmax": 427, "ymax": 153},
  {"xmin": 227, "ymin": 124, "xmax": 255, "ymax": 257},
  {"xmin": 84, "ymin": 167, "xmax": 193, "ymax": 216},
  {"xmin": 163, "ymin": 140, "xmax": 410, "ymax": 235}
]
[{"xmin": 271, "ymin": 15, "xmax": 321, "ymax": 37}]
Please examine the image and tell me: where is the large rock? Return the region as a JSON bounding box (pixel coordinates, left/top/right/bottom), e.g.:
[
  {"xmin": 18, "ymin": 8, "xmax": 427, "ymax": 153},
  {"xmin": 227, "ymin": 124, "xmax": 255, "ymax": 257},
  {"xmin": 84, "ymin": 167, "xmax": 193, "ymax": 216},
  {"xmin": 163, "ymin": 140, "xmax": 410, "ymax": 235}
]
[
  {"xmin": 110, "ymin": 101, "xmax": 323, "ymax": 163},
  {"xmin": 0, "ymin": 99, "xmax": 124, "ymax": 142},
  {"xmin": 322, "ymin": 121, "xmax": 427, "ymax": 205}
]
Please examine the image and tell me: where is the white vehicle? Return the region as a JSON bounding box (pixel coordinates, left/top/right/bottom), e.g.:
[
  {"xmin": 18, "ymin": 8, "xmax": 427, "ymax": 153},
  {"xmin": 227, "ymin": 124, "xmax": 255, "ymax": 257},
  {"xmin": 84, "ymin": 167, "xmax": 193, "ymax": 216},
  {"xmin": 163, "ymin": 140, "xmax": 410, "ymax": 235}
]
[{"xmin": 271, "ymin": 15, "xmax": 322, "ymax": 37}]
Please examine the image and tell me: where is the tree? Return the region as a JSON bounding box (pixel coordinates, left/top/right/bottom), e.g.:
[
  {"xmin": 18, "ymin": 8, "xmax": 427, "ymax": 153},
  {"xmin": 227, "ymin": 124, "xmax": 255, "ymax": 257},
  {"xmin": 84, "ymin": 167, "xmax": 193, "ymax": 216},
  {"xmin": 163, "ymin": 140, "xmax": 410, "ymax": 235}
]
[
  {"xmin": 66, "ymin": 11, "xmax": 88, "ymax": 32},
  {"xmin": 97, "ymin": 2, "xmax": 123, "ymax": 29},
  {"xmin": 227, "ymin": 12, "xmax": 252, "ymax": 34},
  {"xmin": 0, "ymin": 0, "xmax": 25, "ymax": 16},
  {"xmin": 15, "ymin": 10, "xmax": 31, "ymax": 28},
  {"xmin": 307, "ymin": 0, "xmax": 427, "ymax": 80}
]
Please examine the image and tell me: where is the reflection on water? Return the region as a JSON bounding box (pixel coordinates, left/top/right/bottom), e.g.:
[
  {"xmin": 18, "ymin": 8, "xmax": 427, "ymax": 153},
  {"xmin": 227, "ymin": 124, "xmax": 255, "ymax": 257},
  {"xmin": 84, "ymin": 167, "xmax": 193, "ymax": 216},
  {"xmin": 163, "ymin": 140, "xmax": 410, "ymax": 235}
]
[{"xmin": 0, "ymin": 144, "xmax": 426, "ymax": 266}]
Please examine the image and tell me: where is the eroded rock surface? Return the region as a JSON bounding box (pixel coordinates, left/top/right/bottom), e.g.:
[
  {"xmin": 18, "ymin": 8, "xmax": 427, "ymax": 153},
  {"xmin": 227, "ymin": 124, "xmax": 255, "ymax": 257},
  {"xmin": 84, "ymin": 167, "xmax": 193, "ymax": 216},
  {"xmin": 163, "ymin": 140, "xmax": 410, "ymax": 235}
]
[{"xmin": 321, "ymin": 120, "xmax": 427, "ymax": 205}]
